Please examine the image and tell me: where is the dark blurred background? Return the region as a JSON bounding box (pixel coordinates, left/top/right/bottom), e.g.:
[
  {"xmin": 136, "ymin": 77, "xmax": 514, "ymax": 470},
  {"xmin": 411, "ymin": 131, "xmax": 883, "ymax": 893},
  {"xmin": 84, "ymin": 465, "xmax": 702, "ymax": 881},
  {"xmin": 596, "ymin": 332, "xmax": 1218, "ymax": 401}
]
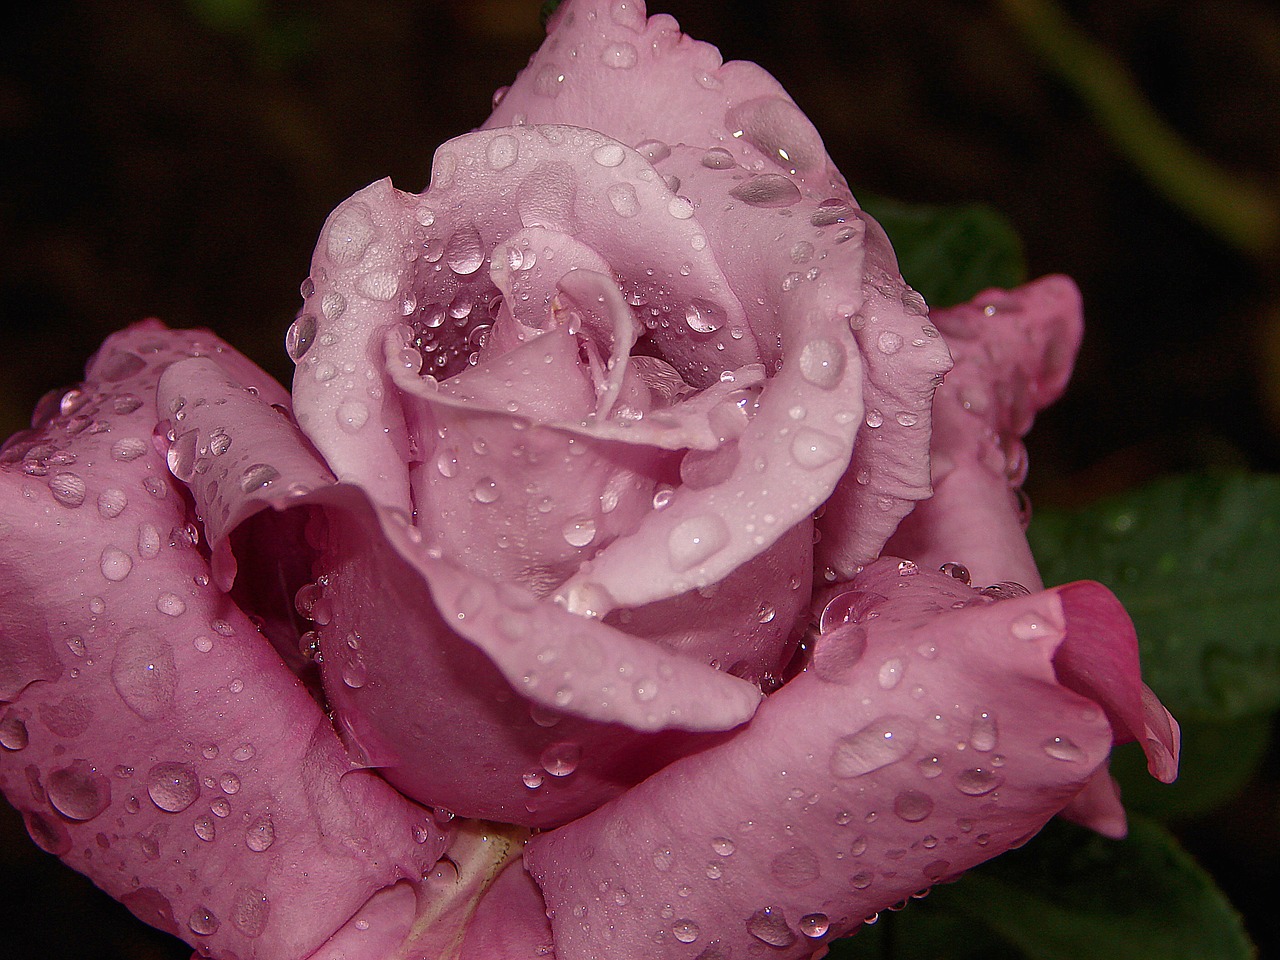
[{"xmin": 2, "ymin": 1, "xmax": 1277, "ymax": 957}]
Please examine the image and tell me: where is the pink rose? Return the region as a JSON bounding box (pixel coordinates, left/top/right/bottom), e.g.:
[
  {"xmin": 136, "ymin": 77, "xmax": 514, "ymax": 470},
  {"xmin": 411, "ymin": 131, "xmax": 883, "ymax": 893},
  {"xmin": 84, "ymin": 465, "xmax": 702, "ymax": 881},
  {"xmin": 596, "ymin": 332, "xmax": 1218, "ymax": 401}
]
[{"xmin": 0, "ymin": 2, "xmax": 1178, "ymax": 958}]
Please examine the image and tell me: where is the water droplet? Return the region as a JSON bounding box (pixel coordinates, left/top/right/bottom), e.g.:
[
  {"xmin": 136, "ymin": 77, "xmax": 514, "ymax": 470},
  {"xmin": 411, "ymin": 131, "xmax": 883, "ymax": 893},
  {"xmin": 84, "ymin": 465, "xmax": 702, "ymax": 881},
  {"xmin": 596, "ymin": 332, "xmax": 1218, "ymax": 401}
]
[
  {"xmin": 592, "ymin": 142, "xmax": 625, "ymax": 167},
  {"xmin": 47, "ymin": 760, "xmax": 111, "ymax": 820},
  {"xmin": 0, "ymin": 715, "xmax": 29, "ymax": 751},
  {"xmin": 208, "ymin": 430, "xmax": 232, "ymax": 457},
  {"xmin": 245, "ymin": 814, "xmax": 275, "ymax": 852},
  {"xmin": 522, "ymin": 771, "xmax": 544, "ymax": 789},
  {"xmin": 685, "ymin": 298, "xmax": 722, "ymax": 333},
  {"xmin": 49, "ymin": 472, "xmax": 86, "ymax": 508},
  {"xmin": 220, "ymin": 772, "xmax": 241, "ymax": 794},
  {"xmin": 831, "ymin": 716, "xmax": 918, "ymax": 778},
  {"xmin": 147, "ymin": 762, "xmax": 199, "ymax": 812},
  {"xmin": 112, "ymin": 629, "xmax": 177, "ymax": 720},
  {"xmin": 336, "ymin": 401, "xmax": 369, "ymax": 433},
  {"xmin": 562, "ymin": 517, "xmax": 597, "ymax": 548},
  {"xmin": 969, "ymin": 710, "xmax": 998, "ymax": 752},
  {"xmin": 240, "ymin": 463, "xmax": 279, "ymax": 492},
  {"xmin": 445, "ymin": 223, "xmax": 485, "ymax": 275},
  {"xmin": 285, "ymin": 315, "xmax": 316, "ymax": 361},
  {"xmin": 790, "ymin": 428, "xmax": 842, "ymax": 470},
  {"xmin": 188, "ymin": 907, "xmax": 220, "ymax": 936},
  {"xmin": 877, "ymin": 331, "xmax": 903, "ymax": 354},
  {"xmin": 231, "ymin": 888, "xmax": 270, "ymax": 938},
  {"xmin": 99, "ymin": 546, "xmax": 134, "ymax": 582},
  {"xmin": 796, "ymin": 339, "xmax": 846, "ymax": 389},
  {"xmin": 1010, "ymin": 611, "xmax": 1048, "ymax": 640},
  {"xmin": 729, "ymin": 174, "xmax": 801, "ymax": 208},
  {"xmin": 917, "ymin": 755, "xmax": 943, "ymax": 779},
  {"xmin": 923, "ymin": 859, "xmax": 952, "ymax": 882},
  {"xmin": 711, "ymin": 836, "xmax": 735, "ymax": 856},
  {"xmin": 746, "ymin": 906, "xmax": 795, "ymax": 947},
  {"xmin": 486, "ymin": 134, "xmax": 519, "ymax": 170},
  {"xmin": 321, "ymin": 291, "xmax": 347, "ymax": 322},
  {"xmin": 668, "ymin": 196, "xmax": 695, "ymax": 220},
  {"xmin": 232, "ymin": 743, "xmax": 256, "ymax": 762},
  {"xmin": 601, "ymin": 41, "xmax": 638, "ymax": 68},
  {"xmin": 606, "ymin": 182, "xmax": 639, "ymax": 217},
  {"xmin": 635, "ymin": 139, "xmax": 671, "ymax": 163},
  {"xmin": 534, "ymin": 64, "xmax": 566, "ymax": 97},
  {"xmin": 893, "ymin": 789, "xmax": 935, "ymax": 822},
  {"xmin": 876, "ymin": 657, "xmax": 905, "ymax": 689},
  {"xmin": 111, "ymin": 437, "xmax": 149, "ymax": 462},
  {"xmin": 326, "ymin": 202, "xmax": 375, "ymax": 266},
  {"xmin": 472, "ymin": 477, "xmax": 500, "ymax": 504},
  {"xmin": 668, "ymin": 514, "xmax": 731, "ymax": 571},
  {"xmin": 165, "ymin": 430, "xmax": 198, "ymax": 482},
  {"xmin": 97, "ymin": 487, "xmax": 128, "ymax": 519},
  {"xmin": 193, "ymin": 816, "xmax": 216, "ymax": 842},
  {"xmin": 1042, "ymin": 736, "xmax": 1084, "ymax": 762},
  {"xmin": 954, "ymin": 767, "xmax": 1004, "ymax": 796},
  {"xmin": 726, "ymin": 96, "xmax": 823, "ymax": 173},
  {"xmin": 540, "ymin": 741, "xmax": 581, "ymax": 777},
  {"xmin": 940, "ymin": 561, "xmax": 970, "ymax": 584},
  {"xmin": 657, "ymin": 917, "xmax": 696, "ymax": 945},
  {"xmin": 755, "ymin": 601, "xmax": 776, "ymax": 624},
  {"xmin": 800, "ymin": 913, "xmax": 830, "ymax": 938},
  {"xmin": 156, "ymin": 593, "xmax": 187, "ymax": 617},
  {"xmin": 701, "ymin": 147, "xmax": 736, "ymax": 169}
]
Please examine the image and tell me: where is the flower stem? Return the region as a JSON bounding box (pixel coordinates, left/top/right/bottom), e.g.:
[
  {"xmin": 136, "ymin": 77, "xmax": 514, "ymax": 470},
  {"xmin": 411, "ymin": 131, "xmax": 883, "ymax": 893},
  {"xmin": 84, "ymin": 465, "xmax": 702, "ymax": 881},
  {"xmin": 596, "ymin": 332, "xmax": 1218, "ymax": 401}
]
[{"xmin": 997, "ymin": 0, "xmax": 1279, "ymax": 259}]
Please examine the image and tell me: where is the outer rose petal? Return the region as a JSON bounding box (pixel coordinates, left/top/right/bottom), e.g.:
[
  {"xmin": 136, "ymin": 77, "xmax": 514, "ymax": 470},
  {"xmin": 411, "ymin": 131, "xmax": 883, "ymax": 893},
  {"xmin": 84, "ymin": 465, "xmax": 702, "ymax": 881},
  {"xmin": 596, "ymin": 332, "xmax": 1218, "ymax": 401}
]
[
  {"xmin": 887, "ymin": 275, "xmax": 1085, "ymax": 590},
  {"xmin": 526, "ymin": 561, "xmax": 1124, "ymax": 958},
  {"xmin": 157, "ymin": 354, "xmax": 762, "ymax": 827},
  {"xmin": 0, "ymin": 323, "xmax": 444, "ymax": 960}
]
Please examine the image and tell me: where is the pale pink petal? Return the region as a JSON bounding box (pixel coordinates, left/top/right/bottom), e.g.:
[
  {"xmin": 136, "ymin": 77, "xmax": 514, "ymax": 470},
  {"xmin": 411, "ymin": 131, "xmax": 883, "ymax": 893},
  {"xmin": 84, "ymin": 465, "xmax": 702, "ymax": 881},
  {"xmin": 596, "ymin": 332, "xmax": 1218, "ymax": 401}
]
[
  {"xmin": 1058, "ymin": 766, "xmax": 1128, "ymax": 839},
  {"xmin": 886, "ymin": 275, "xmax": 1084, "ymax": 588},
  {"xmin": 486, "ymin": 0, "xmax": 846, "ymax": 199},
  {"xmin": 0, "ymin": 323, "xmax": 444, "ymax": 960},
  {"xmin": 526, "ymin": 560, "xmax": 1120, "ymax": 958},
  {"xmin": 160, "ymin": 355, "xmax": 761, "ymax": 827}
]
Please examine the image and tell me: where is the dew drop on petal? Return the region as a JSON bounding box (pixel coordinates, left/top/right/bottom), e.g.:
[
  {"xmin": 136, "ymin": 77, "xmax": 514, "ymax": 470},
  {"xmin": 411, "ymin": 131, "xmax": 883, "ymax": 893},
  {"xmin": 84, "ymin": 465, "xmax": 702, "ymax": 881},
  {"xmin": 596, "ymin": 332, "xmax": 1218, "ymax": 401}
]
[
  {"xmin": 746, "ymin": 907, "xmax": 795, "ymax": 947},
  {"xmin": 1042, "ymin": 737, "xmax": 1084, "ymax": 762},
  {"xmin": 796, "ymin": 339, "xmax": 846, "ymax": 389},
  {"xmin": 47, "ymin": 761, "xmax": 111, "ymax": 821},
  {"xmin": 540, "ymin": 741, "xmax": 581, "ymax": 777},
  {"xmin": 831, "ymin": 716, "xmax": 918, "ymax": 778},
  {"xmin": 147, "ymin": 762, "xmax": 199, "ymax": 812},
  {"xmin": 954, "ymin": 767, "xmax": 1004, "ymax": 796},
  {"xmin": 245, "ymin": 815, "xmax": 275, "ymax": 852}
]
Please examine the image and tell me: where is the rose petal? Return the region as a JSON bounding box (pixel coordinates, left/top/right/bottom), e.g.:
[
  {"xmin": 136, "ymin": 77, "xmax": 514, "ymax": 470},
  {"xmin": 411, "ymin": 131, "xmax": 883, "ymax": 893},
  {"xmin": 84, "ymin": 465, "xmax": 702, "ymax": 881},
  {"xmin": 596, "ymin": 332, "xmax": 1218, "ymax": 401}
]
[
  {"xmin": 487, "ymin": 0, "xmax": 843, "ymax": 198},
  {"xmin": 460, "ymin": 857, "xmax": 555, "ymax": 960},
  {"xmin": 886, "ymin": 275, "xmax": 1085, "ymax": 588},
  {"xmin": 526, "ymin": 561, "xmax": 1119, "ymax": 958},
  {"xmin": 161, "ymin": 355, "xmax": 762, "ymax": 827},
  {"xmin": 0, "ymin": 323, "xmax": 444, "ymax": 960}
]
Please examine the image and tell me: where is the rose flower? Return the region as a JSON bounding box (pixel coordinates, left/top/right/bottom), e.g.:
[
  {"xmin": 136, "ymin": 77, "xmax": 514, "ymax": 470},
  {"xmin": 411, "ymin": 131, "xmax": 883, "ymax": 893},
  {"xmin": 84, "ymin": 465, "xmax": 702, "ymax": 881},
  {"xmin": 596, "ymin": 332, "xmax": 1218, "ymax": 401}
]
[{"xmin": 0, "ymin": 2, "xmax": 1178, "ymax": 958}]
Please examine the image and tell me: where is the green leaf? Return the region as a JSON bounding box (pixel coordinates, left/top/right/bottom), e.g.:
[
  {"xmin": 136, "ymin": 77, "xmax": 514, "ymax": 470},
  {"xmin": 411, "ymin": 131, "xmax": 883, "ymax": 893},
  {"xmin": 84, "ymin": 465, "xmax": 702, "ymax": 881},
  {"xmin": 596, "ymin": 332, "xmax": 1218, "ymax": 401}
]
[
  {"xmin": 935, "ymin": 818, "xmax": 1255, "ymax": 960},
  {"xmin": 1109, "ymin": 715, "xmax": 1270, "ymax": 821},
  {"xmin": 858, "ymin": 196, "xmax": 1028, "ymax": 308},
  {"xmin": 1028, "ymin": 472, "xmax": 1280, "ymax": 723},
  {"xmin": 826, "ymin": 899, "xmax": 1022, "ymax": 960}
]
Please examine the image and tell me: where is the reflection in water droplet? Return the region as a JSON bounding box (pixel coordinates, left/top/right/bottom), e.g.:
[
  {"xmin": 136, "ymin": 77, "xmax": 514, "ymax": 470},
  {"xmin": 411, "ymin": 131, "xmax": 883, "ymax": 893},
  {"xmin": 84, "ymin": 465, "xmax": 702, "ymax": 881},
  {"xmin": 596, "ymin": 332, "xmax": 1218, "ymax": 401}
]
[
  {"xmin": 540, "ymin": 742, "xmax": 581, "ymax": 777},
  {"xmin": 893, "ymin": 789, "xmax": 935, "ymax": 823},
  {"xmin": 673, "ymin": 919, "xmax": 700, "ymax": 943},
  {"xmin": 800, "ymin": 913, "xmax": 830, "ymax": 938},
  {"xmin": 562, "ymin": 517, "xmax": 597, "ymax": 548},
  {"xmin": 954, "ymin": 767, "xmax": 1004, "ymax": 796},
  {"xmin": 245, "ymin": 815, "xmax": 275, "ymax": 852},
  {"xmin": 797, "ymin": 339, "xmax": 846, "ymax": 389},
  {"xmin": 47, "ymin": 761, "xmax": 111, "ymax": 821},
  {"xmin": 1042, "ymin": 737, "xmax": 1084, "ymax": 762}
]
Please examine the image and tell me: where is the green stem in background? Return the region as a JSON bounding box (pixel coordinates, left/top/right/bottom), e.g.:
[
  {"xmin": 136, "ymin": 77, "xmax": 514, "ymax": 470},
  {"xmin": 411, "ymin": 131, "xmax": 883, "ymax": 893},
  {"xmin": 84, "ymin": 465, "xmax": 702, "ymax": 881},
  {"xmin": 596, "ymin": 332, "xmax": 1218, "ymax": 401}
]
[{"xmin": 997, "ymin": 0, "xmax": 1279, "ymax": 260}]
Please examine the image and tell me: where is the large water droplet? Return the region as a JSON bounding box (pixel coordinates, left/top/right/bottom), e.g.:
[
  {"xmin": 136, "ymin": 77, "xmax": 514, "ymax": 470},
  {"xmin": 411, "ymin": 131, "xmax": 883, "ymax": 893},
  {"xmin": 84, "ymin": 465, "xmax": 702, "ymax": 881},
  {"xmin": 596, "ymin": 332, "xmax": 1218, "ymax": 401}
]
[
  {"xmin": 672, "ymin": 919, "xmax": 700, "ymax": 943},
  {"xmin": 540, "ymin": 741, "xmax": 581, "ymax": 777},
  {"xmin": 100, "ymin": 546, "xmax": 134, "ymax": 582},
  {"xmin": 1042, "ymin": 736, "xmax": 1084, "ymax": 762},
  {"xmin": 111, "ymin": 438, "xmax": 148, "ymax": 462},
  {"xmin": 729, "ymin": 174, "xmax": 802, "ymax": 208},
  {"xmin": 240, "ymin": 463, "xmax": 280, "ymax": 492},
  {"xmin": 156, "ymin": 593, "xmax": 187, "ymax": 617},
  {"xmin": 831, "ymin": 716, "xmax": 918, "ymax": 778},
  {"xmin": 231, "ymin": 888, "xmax": 270, "ymax": 939},
  {"xmin": 47, "ymin": 760, "xmax": 111, "ymax": 821},
  {"xmin": 893, "ymin": 789, "xmax": 935, "ymax": 822},
  {"xmin": 111, "ymin": 629, "xmax": 177, "ymax": 720},
  {"xmin": 326, "ymin": 202, "xmax": 375, "ymax": 266},
  {"xmin": 486, "ymin": 134, "xmax": 519, "ymax": 170},
  {"xmin": 0, "ymin": 714, "xmax": 29, "ymax": 751},
  {"xmin": 445, "ymin": 223, "xmax": 485, "ymax": 275},
  {"xmin": 746, "ymin": 907, "xmax": 795, "ymax": 947},
  {"xmin": 49, "ymin": 472, "xmax": 86, "ymax": 508},
  {"xmin": 790, "ymin": 428, "xmax": 842, "ymax": 470},
  {"xmin": 969, "ymin": 709, "xmax": 998, "ymax": 752},
  {"xmin": 285, "ymin": 315, "xmax": 316, "ymax": 362},
  {"xmin": 473, "ymin": 477, "xmax": 500, "ymax": 503},
  {"xmin": 684, "ymin": 298, "xmax": 722, "ymax": 333},
  {"xmin": 954, "ymin": 767, "xmax": 1004, "ymax": 796},
  {"xmin": 562, "ymin": 517, "xmax": 597, "ymax": 548},
  {"xmin": 98, "ymin": 488, "xmax": 128, "ymax": 518},
  {"xmin": 147, "ymin": 762, "xmax": 199, "ymax": 812},
  {"xmin": 166, "ymin": 430, "xmax": 199, "ymax": 482},
  {"xmin": 797, "ymin": 339, "xmax": 846, "ymax": 389},
  {"xmin": 188, "ymin": 907, "xmax": 220, "ymax": 936},
  {"xmin": 245, "ymin": 814, "xmax": 275, "ymax": 852},
  {"xmin": 877, "ymin": 657, "xmax": 905, "ymax": 689},
  {"xmin": 592, "ymin": 142, "xmax": 625, "ymax": 167},
  {"xmin": 336, "ymin": 401, "xmax": 369, "ymax": 433},
  {"xmin": 800, "ymin": 913, "xmax": 830, "ymax": 938},
  {"xmin": 711, "ymin": 836, "xmax": 735, "ymax": 856},
  {"xmin": 668, "ymin": 514, "xmax": 731, "ymax": 571}
]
